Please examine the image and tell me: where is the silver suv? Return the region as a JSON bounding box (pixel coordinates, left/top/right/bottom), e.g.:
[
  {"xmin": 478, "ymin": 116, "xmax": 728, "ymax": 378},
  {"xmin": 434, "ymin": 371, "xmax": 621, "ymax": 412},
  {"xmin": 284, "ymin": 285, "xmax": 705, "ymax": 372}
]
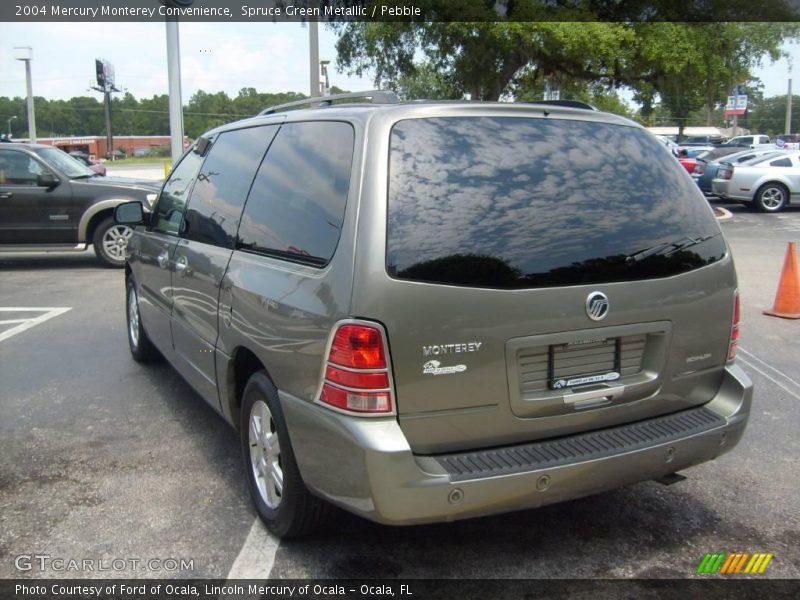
[{"xmin": 116, "ymin": 91, "xmax": 752, "ymax": 538}]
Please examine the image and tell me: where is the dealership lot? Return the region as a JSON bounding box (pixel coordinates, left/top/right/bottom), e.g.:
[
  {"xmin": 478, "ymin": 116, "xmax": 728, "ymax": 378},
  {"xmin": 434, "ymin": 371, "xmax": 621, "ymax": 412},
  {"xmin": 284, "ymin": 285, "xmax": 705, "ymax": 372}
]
[{"xmin": 0, "ymin": 202, "xmax": 798, "ymax": 580}]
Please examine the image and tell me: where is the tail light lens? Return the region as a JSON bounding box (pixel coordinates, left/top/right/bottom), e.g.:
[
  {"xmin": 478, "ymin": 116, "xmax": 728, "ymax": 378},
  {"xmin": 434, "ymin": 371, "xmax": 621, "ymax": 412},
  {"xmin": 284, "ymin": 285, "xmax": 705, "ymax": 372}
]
[
  {"xmin": 722, "ymin": 168, "xmax": 733, "ymax": 180},
  {"xmin": 728, "ymin": 290, "xmax": 740, "ymax": 361},
  {"xmin": 319, "ymin": 322, "xmax": 394, "ymax": 414},
  {"xmin": 693, "ymin": 162, "xmax": 705, "ymax": 175}
]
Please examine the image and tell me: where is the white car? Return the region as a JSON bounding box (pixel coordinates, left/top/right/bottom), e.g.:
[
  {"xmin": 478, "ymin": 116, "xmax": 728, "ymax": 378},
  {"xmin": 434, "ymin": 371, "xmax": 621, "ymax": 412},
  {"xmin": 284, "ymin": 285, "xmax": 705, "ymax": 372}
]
[
  {"xmin": 712, "ymin": 150, "xmax": 800, "ymax": 212},
  {"xmin": 724, "ymin": 134, "xmax": 774, "ymax": 150}
]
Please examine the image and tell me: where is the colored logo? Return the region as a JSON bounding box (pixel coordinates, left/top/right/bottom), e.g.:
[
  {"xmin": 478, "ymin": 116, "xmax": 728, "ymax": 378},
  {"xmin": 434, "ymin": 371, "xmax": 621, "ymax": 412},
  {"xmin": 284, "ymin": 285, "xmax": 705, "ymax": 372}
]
[
  {"xmin": 422, "ymin": 360, "xmax": 467, "ymax": 376},
  {"xmin": 696, "ymin": 552, "xmax": 774, "ymax": 575}
]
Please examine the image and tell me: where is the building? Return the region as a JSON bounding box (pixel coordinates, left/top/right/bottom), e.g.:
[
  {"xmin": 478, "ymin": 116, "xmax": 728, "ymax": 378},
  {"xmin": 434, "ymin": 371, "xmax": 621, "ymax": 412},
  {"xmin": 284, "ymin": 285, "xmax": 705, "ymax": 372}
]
[{"xmin": 13, "ymin": 135, "xmax": 188, "ymax": 159}]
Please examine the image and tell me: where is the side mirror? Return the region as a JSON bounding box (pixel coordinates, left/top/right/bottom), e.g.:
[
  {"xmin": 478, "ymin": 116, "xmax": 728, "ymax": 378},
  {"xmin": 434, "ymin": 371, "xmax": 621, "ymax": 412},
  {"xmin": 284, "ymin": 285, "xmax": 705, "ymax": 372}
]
[
  {"xmin": 37, "ymin": 172, "xmax": 59, "ymax": 188},
  {"xmin": 114, "ymin": 201, "xmax": 144, "ymax": 225}
]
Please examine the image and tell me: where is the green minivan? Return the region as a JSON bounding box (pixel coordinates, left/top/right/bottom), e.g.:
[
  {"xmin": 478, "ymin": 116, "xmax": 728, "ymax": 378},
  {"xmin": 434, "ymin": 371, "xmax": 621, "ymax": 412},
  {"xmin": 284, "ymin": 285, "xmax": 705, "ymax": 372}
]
[{"xmin": 116, "ymin": 92, "xmax": 752, "ymax": 537}]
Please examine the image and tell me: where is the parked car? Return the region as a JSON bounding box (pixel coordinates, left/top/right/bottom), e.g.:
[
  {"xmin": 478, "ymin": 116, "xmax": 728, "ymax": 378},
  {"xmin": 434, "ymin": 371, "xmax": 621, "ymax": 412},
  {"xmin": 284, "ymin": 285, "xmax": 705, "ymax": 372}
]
[
  {"xmin": 0, "ymin": 143, "xmax": 159, "ymax": 266},
  {"xmin": 117, "ymin": 92, "xmax": 751, "ymax": 538},
  {"xmin": 679, "ymin": 134, "xmax": 726, "ymax": 146},
  {"xmin": 69, "ymin": 151, "xmax": 107, "ymax": 176},
  {"xmin": 774, "ymin": 134, "xmax": 800, "ymax": 150},
  {"xmin": 718, "ymin": 135, "xmax": 773, "ymax": 150},
  {"xmin": 694, "ymin": 148, "xmax": 788, "ymax": 195},
  {"xmin": 654, "ymin": 135, "xmax": 680, "ymax": 156},
  {"xmin": 712, "ymin": 150, "xmax": 800, "ymax": 212}
]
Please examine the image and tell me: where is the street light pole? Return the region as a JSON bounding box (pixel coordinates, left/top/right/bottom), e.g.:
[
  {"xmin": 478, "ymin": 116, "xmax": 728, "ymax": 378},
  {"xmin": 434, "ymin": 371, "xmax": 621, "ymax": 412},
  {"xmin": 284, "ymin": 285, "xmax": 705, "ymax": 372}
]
[
  {"xmin": 309, "ymin": 19, "xmax": 320, "ymax": 97},
  {"xmin": 165, "ymin": 19, "xmax": 185, "ymax": 165},
  {"xmin": 13, "ymin": 47, "xmax": 36, "ymax": 143},
  {"xmin": 7, "ymin": 115, "xmax": 17, "ymax": 137}
]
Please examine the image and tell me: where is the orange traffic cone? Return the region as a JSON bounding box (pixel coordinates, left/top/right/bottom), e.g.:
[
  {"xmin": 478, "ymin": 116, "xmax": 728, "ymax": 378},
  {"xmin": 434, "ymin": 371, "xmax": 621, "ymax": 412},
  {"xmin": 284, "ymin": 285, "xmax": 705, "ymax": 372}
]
[{"xmin": 763, "ymin": 242, "xmax": 800, "ymax": 319}]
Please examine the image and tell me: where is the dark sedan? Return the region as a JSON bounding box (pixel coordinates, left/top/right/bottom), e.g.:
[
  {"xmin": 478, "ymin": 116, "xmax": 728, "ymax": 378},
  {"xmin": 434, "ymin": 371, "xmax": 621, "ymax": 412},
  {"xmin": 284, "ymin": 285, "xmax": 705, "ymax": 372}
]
[{"xmin": 0, "ymin": 143, "xmax": 160, "ymax": 266}]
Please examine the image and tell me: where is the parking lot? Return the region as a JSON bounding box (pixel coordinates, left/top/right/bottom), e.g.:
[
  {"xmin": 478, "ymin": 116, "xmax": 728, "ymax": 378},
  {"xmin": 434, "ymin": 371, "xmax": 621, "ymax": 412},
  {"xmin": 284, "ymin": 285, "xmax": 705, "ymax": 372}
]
[{"xmin": 1, "ymin": 201, "xmax": 799, "ymax": 582}]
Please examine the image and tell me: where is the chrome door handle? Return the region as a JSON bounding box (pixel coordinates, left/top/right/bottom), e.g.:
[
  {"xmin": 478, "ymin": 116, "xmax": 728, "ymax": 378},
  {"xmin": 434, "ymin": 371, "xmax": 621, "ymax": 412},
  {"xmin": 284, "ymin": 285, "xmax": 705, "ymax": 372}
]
[
  {"xmin": 174, "ymin": 256, "xmax": 188, "ymax": 273},
  {"xmin": 157, "ymin": 251, "xmax": 170, "ymax": 269}
]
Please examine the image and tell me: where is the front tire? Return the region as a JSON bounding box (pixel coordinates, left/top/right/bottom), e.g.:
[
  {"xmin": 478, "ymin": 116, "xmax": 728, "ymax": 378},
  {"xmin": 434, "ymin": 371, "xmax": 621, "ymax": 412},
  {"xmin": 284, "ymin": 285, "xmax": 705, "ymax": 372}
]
[
  {"xmin": 240, "ymin": 371, "xmax": 331, "ymax": 538},
  {"xmin": 126, "ymin": 279, "xmax": 160, "ymax": 362},
  {"xmin": 93, "ymin": 216, "xmax": 133, "ymax": 267},
  {"xmin": 754, "ymin": 183, "xmax": 788, "ymax": 213}
]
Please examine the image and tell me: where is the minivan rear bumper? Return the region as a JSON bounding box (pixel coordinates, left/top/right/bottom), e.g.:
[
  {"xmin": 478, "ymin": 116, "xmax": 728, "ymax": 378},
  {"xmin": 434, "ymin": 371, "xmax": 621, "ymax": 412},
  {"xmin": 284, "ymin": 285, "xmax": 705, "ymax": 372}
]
[{"xmin": 282, "ymin": 364, "xmax": 752, "ymax": 526}]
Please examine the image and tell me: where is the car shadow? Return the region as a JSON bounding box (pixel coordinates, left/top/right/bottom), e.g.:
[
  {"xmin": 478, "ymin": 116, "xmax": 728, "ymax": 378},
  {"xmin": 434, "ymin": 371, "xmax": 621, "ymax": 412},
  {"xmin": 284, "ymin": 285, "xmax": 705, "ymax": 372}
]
[{"xmin": 0, "ymin": 251, "xmax": 106, "ymax": 270}]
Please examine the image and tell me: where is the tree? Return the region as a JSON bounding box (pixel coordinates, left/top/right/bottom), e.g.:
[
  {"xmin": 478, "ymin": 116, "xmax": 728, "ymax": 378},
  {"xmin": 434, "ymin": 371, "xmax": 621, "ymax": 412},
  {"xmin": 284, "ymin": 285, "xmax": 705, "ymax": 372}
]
[
  {"xmin": 332, "ymin": 15, "xmax": 799, "ymax": 136},
  {"xmin": 748, "ymin": 94, "xmax": 800, "ymax": 135},
  {"xmin": 333, "ymin": 15, "xmax": 634, "ymax": 100},
  {"xmin": 622, "ymin": 23, "xmax": 797, "ymax": 137}
]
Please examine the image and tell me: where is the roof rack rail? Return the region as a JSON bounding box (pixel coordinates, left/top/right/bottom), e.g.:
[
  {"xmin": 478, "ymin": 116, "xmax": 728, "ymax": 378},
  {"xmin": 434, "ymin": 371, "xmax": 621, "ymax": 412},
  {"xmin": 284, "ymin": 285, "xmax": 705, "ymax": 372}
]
[
  {"xmin": 259, "ymin": 90, "xmax": 400, "ymax": 115},
  {"xmin": 526, "ymin": 99, "xmax": 597, "ymax": 111}
]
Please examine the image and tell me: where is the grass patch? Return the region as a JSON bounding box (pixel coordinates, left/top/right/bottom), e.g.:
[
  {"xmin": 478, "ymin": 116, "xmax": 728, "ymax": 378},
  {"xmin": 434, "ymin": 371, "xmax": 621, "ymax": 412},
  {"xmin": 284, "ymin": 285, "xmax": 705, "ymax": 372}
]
[{"xmin": 104, "ymin": 157, "xmax": 170, "ymax": 166}]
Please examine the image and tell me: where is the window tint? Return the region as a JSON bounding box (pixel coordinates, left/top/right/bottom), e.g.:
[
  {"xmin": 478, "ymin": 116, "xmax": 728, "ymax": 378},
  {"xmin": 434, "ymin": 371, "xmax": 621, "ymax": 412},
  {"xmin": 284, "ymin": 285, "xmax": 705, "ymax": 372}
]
[
  {"xmin": 770, "ymin": 157, "xmax": 792, "ymax": 167},
  {"xmin": 0, "ymin": 150, "xmax": 43, "ymax": 186},
  {"xmin": 237, "ymin": 121, "xmax": 355, "ymax": 266},
  {"xmin": 388, "ymin": 117, "xmax": 725, "ymax": 289},
  {"xmin": 182, "ymin": 125, "xmax": 278, "ymax": 248},
  {"xmin": 151, "ymin": 149, "xmax": 205, "ymax": 235}
]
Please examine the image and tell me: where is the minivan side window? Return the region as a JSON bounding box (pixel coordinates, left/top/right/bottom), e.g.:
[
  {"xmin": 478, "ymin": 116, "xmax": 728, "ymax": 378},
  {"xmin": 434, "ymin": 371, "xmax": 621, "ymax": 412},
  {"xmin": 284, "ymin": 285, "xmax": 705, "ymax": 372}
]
[
  {"xmin": 237, "ymin": 121, "xmax": 355, "ymax": 266},
  {"xmin": 151, "ymin": 149, "xmax": 206, "ymax": 235},
  {"xmin": 182, "ymin": 125, "xmax": 278, "ymax": 249}
]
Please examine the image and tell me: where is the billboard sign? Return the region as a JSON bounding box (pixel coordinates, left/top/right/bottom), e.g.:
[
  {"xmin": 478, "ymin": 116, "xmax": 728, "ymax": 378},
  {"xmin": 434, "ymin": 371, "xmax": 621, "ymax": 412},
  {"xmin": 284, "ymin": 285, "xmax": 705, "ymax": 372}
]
[
  {"xmin": 724, "ymin": 94, "xmax": 748, "ymax": 117},
  {"xmin": 95, "ymin": 59, "xmax": 115, "ymax": 88}
]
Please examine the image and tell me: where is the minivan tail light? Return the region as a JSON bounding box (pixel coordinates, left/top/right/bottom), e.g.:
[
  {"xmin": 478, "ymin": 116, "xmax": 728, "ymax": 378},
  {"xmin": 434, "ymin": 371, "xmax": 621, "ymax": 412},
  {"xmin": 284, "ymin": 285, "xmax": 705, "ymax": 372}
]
[
  {"xmin": 728, "ymin": 290, "xmax": 740, "ymax": 361},
  {"xmin": 319, "ymin": 321, "xmax": 394, "ymax": 414},
  {"xmin": 329, "ymin": 325, "xmax": 386, "ymax": 369}
]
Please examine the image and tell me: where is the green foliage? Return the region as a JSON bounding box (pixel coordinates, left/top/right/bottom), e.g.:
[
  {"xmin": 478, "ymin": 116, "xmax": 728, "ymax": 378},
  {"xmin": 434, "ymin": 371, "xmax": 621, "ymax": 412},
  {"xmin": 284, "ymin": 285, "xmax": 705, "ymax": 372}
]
[
  {"xmin": 331, "ymin": 16, "xmax": 799, "ymax": 132},
  {"xmin": 0, "ymin": 89, "xmax": 308, "ymax": 140},
  {"xmin": 747, "ymin": 94, "xmax": 800, "ymax": 135}
]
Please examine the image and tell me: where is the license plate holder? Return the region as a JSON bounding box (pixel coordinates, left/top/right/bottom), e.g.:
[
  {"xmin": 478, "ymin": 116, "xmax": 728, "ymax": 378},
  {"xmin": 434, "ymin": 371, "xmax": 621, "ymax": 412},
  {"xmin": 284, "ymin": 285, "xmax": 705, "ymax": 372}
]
[{"xmin": 549, "ymin": 337, "xmax": 622, "ymax": 390}]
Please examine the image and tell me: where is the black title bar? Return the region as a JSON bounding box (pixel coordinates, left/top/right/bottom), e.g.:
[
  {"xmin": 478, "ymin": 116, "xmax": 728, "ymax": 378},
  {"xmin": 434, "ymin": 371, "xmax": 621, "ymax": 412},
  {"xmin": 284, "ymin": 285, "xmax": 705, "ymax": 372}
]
[{"xmin": 3, "ymin": 0, "xmax": 800, "ymax": 23}]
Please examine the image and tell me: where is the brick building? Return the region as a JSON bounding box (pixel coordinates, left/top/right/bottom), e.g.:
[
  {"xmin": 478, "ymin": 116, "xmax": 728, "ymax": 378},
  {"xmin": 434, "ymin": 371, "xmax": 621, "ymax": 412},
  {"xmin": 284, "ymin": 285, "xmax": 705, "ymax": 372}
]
[{"xmin": 16, "ymin": 135, "xmax": 188, "ymax": 159}]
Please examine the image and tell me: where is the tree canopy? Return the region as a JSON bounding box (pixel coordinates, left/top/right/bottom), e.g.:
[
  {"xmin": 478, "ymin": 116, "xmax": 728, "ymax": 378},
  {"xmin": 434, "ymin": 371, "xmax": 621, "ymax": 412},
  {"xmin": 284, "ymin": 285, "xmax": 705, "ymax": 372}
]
[{"xmin": 332, "ymin": 17, "xmax": 799, "ymax": 131}]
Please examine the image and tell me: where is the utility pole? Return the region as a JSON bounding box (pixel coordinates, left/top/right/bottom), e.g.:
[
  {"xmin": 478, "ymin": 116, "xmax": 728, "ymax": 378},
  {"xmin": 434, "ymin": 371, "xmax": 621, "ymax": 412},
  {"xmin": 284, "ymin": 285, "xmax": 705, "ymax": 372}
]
[
  {"xmin": 91, "ymin": 59, "xmax": 120, "ymax": 159},
  {"xmin": 786, "ymin": 78, "xmax": 793, "ymax": 135},
  {"xmin": 13, "ymin": 47, "xmax": 36, "ymax": 143},
  {"xmin": 309, "ymin": 19, "xmax": 320, "ymax": 97}
]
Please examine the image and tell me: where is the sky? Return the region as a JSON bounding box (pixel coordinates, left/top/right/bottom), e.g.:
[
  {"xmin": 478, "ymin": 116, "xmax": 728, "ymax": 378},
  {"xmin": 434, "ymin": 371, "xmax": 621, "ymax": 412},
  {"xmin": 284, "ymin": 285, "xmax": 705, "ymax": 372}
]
[{"xmin": 0, "ymin": 22, "xmax": 797, "ymax": 105}]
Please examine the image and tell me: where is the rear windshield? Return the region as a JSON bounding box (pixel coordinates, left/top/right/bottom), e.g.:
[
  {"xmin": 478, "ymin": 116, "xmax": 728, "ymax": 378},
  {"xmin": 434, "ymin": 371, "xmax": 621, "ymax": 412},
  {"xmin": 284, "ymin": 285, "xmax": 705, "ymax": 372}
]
[{"xmin": 387, "ymin": 117, "xmax": 725, "ymax": 289}]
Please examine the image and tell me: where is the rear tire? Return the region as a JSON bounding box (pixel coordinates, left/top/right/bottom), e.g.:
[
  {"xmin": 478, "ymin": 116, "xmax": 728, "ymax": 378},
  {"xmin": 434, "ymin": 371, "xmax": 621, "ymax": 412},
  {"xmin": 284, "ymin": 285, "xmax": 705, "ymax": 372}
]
[
  {"xmin": 240, "ymin": 371, "xmax": 331, "ymax": 538},
  {"xmin": 93, "ymin": 216, "xmax": 132, "ymax": 267},
  {"xmin": 754, "ymin": 183, "xmax": 788, "ymax": 213},
  {"xmin": 126, "ymin": 279, "xmax": 160, "ymax": 362}
]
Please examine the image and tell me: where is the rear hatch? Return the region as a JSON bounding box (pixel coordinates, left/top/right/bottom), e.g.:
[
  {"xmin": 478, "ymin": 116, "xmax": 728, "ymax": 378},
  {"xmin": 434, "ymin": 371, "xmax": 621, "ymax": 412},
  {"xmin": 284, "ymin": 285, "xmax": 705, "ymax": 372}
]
[{"xmin": 352, "ymin": 112, "xmax": 735, "ymax": 455}]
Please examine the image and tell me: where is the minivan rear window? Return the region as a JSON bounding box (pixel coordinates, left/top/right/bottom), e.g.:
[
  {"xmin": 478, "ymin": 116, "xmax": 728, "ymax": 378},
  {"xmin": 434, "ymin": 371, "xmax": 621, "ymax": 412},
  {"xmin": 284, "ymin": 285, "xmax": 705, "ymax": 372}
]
[{"xmin": 387, "ymin": 117, "xmax": 726, "ymax": 289}]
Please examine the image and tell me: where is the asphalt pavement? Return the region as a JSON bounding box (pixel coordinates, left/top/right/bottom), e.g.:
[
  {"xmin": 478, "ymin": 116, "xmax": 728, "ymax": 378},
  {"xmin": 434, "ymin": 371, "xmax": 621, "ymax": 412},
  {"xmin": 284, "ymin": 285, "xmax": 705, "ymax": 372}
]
[{"xmin": 0, "ymin": 201, "xmax": 798, "ymax": 583}]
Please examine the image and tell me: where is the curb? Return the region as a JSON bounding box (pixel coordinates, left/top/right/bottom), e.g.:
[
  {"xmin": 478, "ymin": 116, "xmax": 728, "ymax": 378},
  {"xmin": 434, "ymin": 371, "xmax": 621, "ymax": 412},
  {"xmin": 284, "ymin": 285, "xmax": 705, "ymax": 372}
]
[{"xmin": 714, "ymin": 206, "xmax": 733, "ymax": 221}]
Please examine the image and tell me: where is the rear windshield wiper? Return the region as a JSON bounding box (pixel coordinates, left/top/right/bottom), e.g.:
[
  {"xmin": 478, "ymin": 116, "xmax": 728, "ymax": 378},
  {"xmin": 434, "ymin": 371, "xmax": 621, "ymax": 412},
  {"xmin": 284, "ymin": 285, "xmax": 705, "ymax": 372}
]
[{"xmin": 626, "ymin": 234, "xmax": 719, "ymax": 265}]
